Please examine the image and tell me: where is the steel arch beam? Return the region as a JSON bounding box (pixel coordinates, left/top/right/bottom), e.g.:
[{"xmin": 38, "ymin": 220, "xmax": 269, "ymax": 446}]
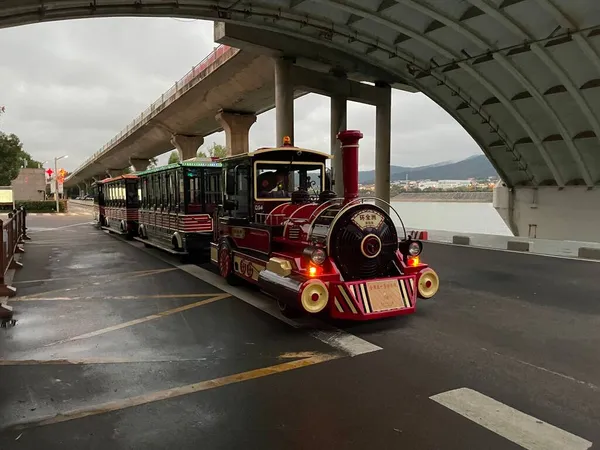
[
  {"xmin": 313, "ymin": 0, "xmax": 545, "ymax": 184},
  {"xmin": 534, "ymin": 0, "xmax": 600, "ymax": 75},
  {"xmin": 467, "ymin": 0, "xmax": 600, "ymax": 160},
  {"xmin": 398, "ymin": 0, "xmax": 590, "ymax": 186}
]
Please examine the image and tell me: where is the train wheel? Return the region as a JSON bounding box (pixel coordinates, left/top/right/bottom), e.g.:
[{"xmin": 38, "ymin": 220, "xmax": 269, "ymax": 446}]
[
  {"xmin": 277, "ymin": 300, "xmax": 302, "ymax": 319},
  {"xmin": 218, "ymin": 243, "xmax": 240, "ymax": 285},
  {"xmin": 417, "ymin": 268, "xmax": 440, "ymax": 299}
]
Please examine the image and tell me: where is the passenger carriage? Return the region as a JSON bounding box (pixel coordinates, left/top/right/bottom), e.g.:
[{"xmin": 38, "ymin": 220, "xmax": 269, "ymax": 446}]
[
  {"xmin": 211, "ymin": 131, "xmax": 440, "ymax": 320},
  {"xmin": 98, "ymin": 174, "xmax": 140, "ymax": 238},
  {"xmin": 134, "ymin": 159, "xmax": 222, "ymax": 259}
]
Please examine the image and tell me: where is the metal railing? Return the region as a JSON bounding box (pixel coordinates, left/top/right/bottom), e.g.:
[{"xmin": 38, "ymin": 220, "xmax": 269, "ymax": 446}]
[
  {"xmin": 0, "ymin": 208, "xmax": 28, "ymax": 298},
  {"xmin": 67, "ymin": 44, "xmax": 240, "ymax": 180}
]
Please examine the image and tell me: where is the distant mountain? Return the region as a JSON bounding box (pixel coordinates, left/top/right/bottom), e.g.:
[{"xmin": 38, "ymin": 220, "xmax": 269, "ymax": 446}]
[{"xmin": 359, "ymin": 154, "xmax": 497, "ymax": 184}]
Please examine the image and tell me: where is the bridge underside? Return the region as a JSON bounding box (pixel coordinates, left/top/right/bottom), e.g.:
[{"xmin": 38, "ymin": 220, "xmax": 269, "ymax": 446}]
[{"xmin": 3, "ymin": 0, "xmax": 600, "ymax": 189}]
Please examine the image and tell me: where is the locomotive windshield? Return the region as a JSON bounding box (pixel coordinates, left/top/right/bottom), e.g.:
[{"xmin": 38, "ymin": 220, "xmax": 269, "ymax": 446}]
[{"xmin": 255, "ymin": 162, "xmax": 325, "ymax": 200}]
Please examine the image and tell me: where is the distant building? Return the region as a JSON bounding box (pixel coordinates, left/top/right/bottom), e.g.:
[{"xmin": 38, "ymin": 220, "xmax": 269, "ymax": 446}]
[{"xmin": 11, "ymin": 168, "xmax": 46, "ymax": 201}]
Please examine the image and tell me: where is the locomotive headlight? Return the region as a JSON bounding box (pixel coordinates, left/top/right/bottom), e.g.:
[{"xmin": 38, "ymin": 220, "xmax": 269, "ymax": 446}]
[
  {"xmin": 311, "ymin": 248, "xmax": 327, "ymax": 265},
  {"xmin": 408, "ymin": 241, "xmax": 422, "ymax": 256},
  {"xmin": 302, "ymin": 246, "xmax": 327, "ymax": 266}
]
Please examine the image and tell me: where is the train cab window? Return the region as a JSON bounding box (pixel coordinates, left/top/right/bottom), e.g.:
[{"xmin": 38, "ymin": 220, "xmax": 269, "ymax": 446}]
[{"xmin": 255, "ymin": 162, "xmax": 325, "ymax": 200}]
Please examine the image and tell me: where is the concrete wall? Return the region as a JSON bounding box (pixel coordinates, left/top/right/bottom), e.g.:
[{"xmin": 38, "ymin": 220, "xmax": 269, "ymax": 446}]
[
  {"xmin": 11, "ymin": 168, "xmax": 46, "ymax": 201},
  {"xmin": 494, "ymin": 185, "xmax": 600, "ymax": 242}
]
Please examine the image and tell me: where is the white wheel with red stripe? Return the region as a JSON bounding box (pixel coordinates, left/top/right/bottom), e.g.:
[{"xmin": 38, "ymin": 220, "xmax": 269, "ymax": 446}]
[
  {"xmin": 417, "ymin": 268, "xmax": 439, "ymax": 299},
  {"xmin": 299, "ymin": 280, "xmax": 329, "ymax": 313}
]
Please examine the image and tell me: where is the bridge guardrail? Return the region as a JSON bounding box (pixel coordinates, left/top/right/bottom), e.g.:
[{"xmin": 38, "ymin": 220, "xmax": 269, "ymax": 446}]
[
  {"xmin": 67, "ymin": 44, "xmax": 240, "ymax": 181},
  {"xmin": 1, "ymin": 208, "xmax": 28, "ymax": 298}
]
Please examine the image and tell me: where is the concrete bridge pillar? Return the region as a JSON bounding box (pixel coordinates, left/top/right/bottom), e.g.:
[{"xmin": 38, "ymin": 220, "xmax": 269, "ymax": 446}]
[
  {"xmin": 170, "ymin": 134, "xmax": 204, "ymax": 161},
  {"xmin": 375, "ymin": 82, "xmax": 392, "ymax": 205},
  {"xmin": 105, "ymin": 170, "xmax": 116, "ymax": 178},
  {"xmin": 331, "ymin": 95, "xmax": 347, "ymax": 197},
  {"xmin": 274, "ymin": 57, "xmax": 294, "ymax": 146},
  {"xmin": 77, "ymin": 183, "xmax": 85, "ymax": 196},
  {"xmin": 216, "ymin": 111, "xmax": 257, "ymax": 156},
  {"xmin": 494, "ymin": 185, "xmax": 600, "ymax": 243},
  {"xmin": 129, "ymin": 158, "xmax": 150, "ymax": 172}
]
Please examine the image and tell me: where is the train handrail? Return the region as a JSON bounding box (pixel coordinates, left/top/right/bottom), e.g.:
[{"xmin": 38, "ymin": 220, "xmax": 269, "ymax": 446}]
[
  {"xmin": 306, "ymin": 196, "xmax": 408, "ymax": 244},
  {"xmin": 339, "ymin": 197, "xmax": 408, "ymax": 241},
  {"xmin": 66, "ymin": 44, "xmax": 240, "ymax": 181}
]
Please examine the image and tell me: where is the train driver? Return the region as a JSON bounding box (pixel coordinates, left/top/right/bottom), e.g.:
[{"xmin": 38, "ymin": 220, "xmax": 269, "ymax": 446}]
[{"xmin": 258, "ymin": 168, "xmax": 289, "ymax": 198}]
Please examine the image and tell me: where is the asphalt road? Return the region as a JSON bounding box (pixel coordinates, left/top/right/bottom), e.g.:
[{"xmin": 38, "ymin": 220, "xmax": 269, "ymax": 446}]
[{"xmin": 0, "ymin": 215, "xmax": 597, "ymax": 449}]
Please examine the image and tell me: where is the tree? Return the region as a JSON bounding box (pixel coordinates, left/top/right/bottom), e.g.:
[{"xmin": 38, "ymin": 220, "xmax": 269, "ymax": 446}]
[
  {"xmin": 197, "ymin": 142, "xmax": 227, "ymax": 159},
  {"xmin": 168, "ymin": 151, "xmax": 180, "ymax": 164},
  {"xmin": 0, "ymin": 132, "xmax": 41, "ymax": 185}
]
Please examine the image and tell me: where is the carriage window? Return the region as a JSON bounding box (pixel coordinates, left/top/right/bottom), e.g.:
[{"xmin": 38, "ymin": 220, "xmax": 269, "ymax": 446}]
[
  {"xmin": 161, "ymin": 172, "xmax": 167, "ymax": 207},
  {"xmin": 173, "ymin": 170, "xmax": 180, "ymax": 210},
  {"xmin": 126, "ymin": 181, "xmax": 138, "ymax": 205},
  {"xmin": 140, "ymin": 179, "xmax": 146, "ymax": 208},
  {"xmin": 186, "ymin": 167, "xmax": 202, "ymax": 208},
  {"xmin": 255, "ymin": 162, "xmax": 325, "ymax": 200},
  {"xmin": 154, "ymin": 174, "xmax": 160, "ymax": 207},
  {"xmin": 204, "ymin": 169, "xmax": 221, "ymax": 208}
]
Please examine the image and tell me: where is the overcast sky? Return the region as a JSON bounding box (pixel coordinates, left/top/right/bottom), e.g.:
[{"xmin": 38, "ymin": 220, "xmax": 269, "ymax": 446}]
[{"xmin": 0, "ymin": 17, "xmax": 482, "ymax": 173}]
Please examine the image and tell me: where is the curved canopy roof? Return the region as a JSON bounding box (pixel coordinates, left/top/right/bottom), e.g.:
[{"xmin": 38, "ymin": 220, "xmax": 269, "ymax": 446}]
[{"xmin": 2, "ymin": 0, "xmax": 600, "ymax": 187}]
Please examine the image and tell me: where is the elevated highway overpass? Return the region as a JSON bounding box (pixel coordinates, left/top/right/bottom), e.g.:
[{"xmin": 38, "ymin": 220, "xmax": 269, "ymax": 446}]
[
  {"xmin": 61, "ymin": 43, "xmax": 393, "ymax": 190},
  {"xmin": 3, "ymin": 0, "xmax": 600, "ymax": 242}
]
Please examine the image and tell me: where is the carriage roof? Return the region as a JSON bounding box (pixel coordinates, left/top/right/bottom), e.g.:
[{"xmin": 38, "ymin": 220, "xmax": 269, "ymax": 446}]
[
  {"xmin": 135, "ymin": 159, "xmax": 222, "ymax": 177},
  {"xmin": 97, "ymin": 174, "xmax": 138, "ymax": 184},
  {"xmin": 220, "ymin": 146, "xmax": 332, "ymax": 164}
]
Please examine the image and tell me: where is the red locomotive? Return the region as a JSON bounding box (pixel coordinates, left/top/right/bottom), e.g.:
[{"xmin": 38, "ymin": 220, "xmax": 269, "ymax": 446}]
[{"xmin": 211, "ymin": 130, "xmax": 440, "ymax": 320}]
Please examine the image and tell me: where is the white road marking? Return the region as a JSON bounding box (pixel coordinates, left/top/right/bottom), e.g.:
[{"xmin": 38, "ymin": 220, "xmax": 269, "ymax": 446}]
[
  {"xmin": 430, "ymin": 387, "xmax": 592, "ymax": 450},
  {"xmin": 120, "ymin": 239, "xmax": 382, "ymax": 358}
]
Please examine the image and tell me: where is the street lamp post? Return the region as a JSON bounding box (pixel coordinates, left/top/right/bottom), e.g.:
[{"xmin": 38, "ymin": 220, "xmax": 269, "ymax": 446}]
[{"xmin": 54, "ymin": 155, "xmax": 68, "ymax": 212}]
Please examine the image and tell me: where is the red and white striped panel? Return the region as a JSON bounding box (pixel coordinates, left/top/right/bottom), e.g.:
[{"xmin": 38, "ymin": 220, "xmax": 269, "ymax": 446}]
[
  {"xmin": 180, "ymin": 214, "xmax": 213, "ymax": 232},
  {"xmin": 137, "ymin": 211, "xmax": 212, "ymax": 233}
]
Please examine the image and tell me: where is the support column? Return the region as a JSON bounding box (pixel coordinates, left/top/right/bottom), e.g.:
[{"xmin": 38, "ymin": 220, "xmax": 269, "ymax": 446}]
[
  {"xmin": 77, "ymin": 183, "xmax": 85, "ymax": 197},
  {"xmin": 274, "ymin": 57, "xmax": 294, "ymax": 145},
  {"xmin": 105, "ymin": 170, "xmax": 116, "ymax": 178},
  {"xmin": 170, "ymin": 134, "xmax": 204, "ymax": 161},
  {"xmin": 129, "ymin": 158, "xmax": 151, "ymax": 172},
  {"xmin": 216, "ymin": 111, "xmax": 257, "ymax": 156},
  {"xmin": 375, "ymin": 82, "xmax": 392, "ymax": 206},
  {"xmin": 331, "ymin": 95, "xmax": 347, "ymax": 196}
]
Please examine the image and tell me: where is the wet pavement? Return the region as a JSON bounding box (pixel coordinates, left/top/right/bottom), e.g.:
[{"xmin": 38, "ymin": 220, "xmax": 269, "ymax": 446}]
[{"xmin": 0, "ymin": 216, "xmax": 598, "ymax": 449}]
